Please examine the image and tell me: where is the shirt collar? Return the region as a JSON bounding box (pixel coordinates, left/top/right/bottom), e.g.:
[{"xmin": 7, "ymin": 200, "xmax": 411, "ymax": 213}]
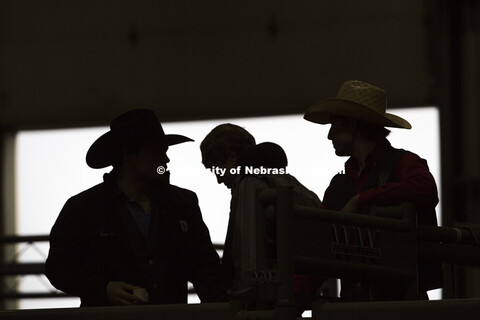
[
  {"xmin": 345, "ymin": 138, "xmax": 391, "ymax": 173},
  {"xmin": 111, "ymin": 178, "xmax": 163, "ymax": 204}
]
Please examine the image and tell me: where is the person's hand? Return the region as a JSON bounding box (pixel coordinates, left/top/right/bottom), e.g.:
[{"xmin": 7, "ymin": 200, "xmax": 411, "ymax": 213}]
[
  {"xmin": 106, "ymin": 281, "xmax": 142, "ymax": 305},
  {"xmin": 341, "ymin": 194, "xmax": 360, "ymax": 213}
]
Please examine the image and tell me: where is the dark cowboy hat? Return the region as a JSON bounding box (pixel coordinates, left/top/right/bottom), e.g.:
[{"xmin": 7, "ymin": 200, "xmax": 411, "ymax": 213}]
[
  {"xmin": 304, "ymin": 80, "xmax": 411, "ymax": 129},
  {"xmin": 86, "ymin": 109, "xmax": 193, "ymax": 168}
]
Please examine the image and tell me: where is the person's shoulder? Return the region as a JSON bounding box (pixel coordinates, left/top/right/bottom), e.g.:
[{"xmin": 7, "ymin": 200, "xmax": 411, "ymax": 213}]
[
  {"xmin": 237, "ymin": 175, "xmax": 269, "ymax": 190},
  {"xmin": 164, "ymin": 184, "xmax": 199, "ymax": 203},
  {"xmin": 74, "ymin": 181, "xmax": 107, "ymax": 197},
  {"xmin": 166, "ymin": 184, "xmax": 196, "ymax": 195},
  {"xmin": 280, "ymin": 174, "xmax": 322, "ymax": 207},
  {"xmin": 66, "ymin": 181, "xmax": 109, "ymax": 205},
  {"xmin": 390, "ymin": 145, "xmax": 415, "ymax": 156},
  {"xmin": 391, "ymin": 147, "xmax": 423, "ymax": 162},
  {"xmin": 57, "ymin": 181, "xmax": 110, "ymax": 219}
]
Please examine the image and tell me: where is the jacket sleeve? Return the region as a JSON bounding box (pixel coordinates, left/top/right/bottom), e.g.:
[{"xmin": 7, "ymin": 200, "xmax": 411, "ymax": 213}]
[
  {"xmin": 358, "ymin": 152, "xmax": 439, "ymax": 208},
  {"xmin": 45, "ymin": 197, "xmax": 109, "ymax": 305},
  {"xmin": 186, "ymin": 193, "xmax": 228, "ymax": 302}
]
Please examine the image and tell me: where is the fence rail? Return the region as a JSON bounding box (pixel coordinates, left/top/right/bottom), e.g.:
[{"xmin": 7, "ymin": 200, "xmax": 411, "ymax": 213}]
[{"xmin": 1, "ymin": 187, "xmax": 480, "ymax": 319}]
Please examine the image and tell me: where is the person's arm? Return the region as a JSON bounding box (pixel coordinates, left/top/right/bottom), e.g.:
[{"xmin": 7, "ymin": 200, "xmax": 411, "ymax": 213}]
[
  {"xmin": 187, "ymin": 193, "xmax": 227, "ymax": 302},
  {"xmin": 356, "ymin": 152, "xmax": 439, "ymax": 209},
  {"xmin": 45, "ymin": 198, "xmax": 111, "ymax": 305}
]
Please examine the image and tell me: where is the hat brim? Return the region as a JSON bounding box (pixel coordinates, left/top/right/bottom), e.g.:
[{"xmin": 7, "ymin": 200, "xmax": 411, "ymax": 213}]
[
  {"xmin": 304, "ymin": 98, "xmax": 411, "ymax": 129},
  {"xmin": 86, "ymin": 131, "xmax": 193, "ymax": 169}
]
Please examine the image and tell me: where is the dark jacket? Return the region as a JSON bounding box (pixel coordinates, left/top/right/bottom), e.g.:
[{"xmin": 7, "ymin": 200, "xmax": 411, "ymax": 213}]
[{"xmin": 45, "ymin": 172, "xmax": 226, "ymax": 306}]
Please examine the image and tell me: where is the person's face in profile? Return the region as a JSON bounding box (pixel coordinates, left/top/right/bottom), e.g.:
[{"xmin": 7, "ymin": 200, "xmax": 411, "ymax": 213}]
[
  {"xmin": 208, "ymin": 152, "xmax": 238, "ymax": 189},
  {"xmin": 124, "ymin": 139, "xmax": 170, "ymax": 185},
  {"xmin": 327, "ymin": 116, "xmax": 357, "ymax": 157}
]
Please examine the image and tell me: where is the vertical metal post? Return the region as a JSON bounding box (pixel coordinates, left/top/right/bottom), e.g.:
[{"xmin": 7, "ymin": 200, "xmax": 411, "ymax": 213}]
[
  {"xmin": 254, "ymin": 188, "xmax": 272, "ymax": 309},
  {"xmin": 275, "ymin": 187, "xmax": 296, "ymax": 320},
  {"xmin": 0, "ymin": 130, "xmax": 5, "ymax": 310},
  {"xmin": 0, "ymin": 131, "xmax": 17, "ymax": 310}
]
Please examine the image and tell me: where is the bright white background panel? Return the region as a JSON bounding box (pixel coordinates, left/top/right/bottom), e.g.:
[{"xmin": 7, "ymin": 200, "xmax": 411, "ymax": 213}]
[{"xmin": 13, "ymin": 107, "xmax": 440, "ymax": 309}]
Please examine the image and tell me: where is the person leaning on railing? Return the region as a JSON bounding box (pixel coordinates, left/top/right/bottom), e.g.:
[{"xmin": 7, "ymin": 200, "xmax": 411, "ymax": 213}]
[
  {"xmin": 200, "ymin": 125, "xmax": 324, "ymax": 314},
  {"xmin": 304, "ymin": 80, "xmax": 444, "ymax": 301}
]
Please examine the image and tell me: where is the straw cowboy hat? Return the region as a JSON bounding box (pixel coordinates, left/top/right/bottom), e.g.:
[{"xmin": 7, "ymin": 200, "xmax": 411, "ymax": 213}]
[
  {"xmin": 304, "ymin": 80, "xmax": 411, "ymax": 129},
  {"xmin": 86, "ymin": 109, "xmax": 193, "ymax": 168}
]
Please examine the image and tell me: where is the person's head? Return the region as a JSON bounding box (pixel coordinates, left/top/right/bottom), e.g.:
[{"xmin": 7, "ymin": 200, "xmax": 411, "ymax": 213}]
[
  {"xmin": 238, "ymin": 142, "xmax": 288, "ymax": 171},
  {"xmin": 304, "ymin": 80, "xmax": 410, "ymax": 156},
  {"xmin": 200, "ymin": 123, "xmax": 255, "ymax": 188},
  {"xmin": 86, "ymin": 109, "xmax": 193, "ymax": 185},
  {"xmin": 327, "ymin": 116, "xmax": 391, "ymax": 156},
  {"xmin": 114, "ymin": 136, "xmax": 171, "ymax": 185}
]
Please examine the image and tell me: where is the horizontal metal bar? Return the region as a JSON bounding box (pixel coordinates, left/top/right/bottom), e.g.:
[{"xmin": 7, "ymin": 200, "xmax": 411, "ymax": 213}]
[
  {"xmin": 0, "ymin": 235, "xmax": 225, "ymax": 251},
  {"xmin": 369, "ymin": 205, "xmax": 404, "ymax": 219},
  {"xmin": 0, "ymin": 292, "xmax": 73, "ymax": 299},
  {"xmin": 295, "ymin": 257, "xmax": 416, "ymax": 281},
  {"xmin": 0, "ymin": 289, "xmax": 198, "ymax": 300},
  {"xmin": 313, "ymin": 298, "xmax": 480, "ymax": 320},
  {"xmin": 417, "ymin": 226, "xmax": 480, "ymax": 246},
  {"xmin": 293, "ymin": 206, "xmax": 414, "ymax": 232},
  {"xmin": 235, "ymin": 310, "xmax": 275, "ymax": 319},
  {"xmin": 0, "ymin": 235, "xmax": 50, "ymax": 244},
  {"xmin": 0, "ymin": 242, "xmax": 475, "ymax": 279},
  {"xmin": 0, "ymin": 302, "xmax": 238, "ymax": 320},
  {"xmin": 418, "ymin": 241, "xmax": 480, "ymax": 267},
  {"xmin": 0, "ymin": 263, "xmax": 45, "ymax": 275}
]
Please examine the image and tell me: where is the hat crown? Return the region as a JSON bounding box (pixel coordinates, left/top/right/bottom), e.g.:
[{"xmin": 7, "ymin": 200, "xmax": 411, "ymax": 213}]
[
  {"xmin": 303, "ymin": 79, "xmax": 411, "ymax": 129},
  {"xmin": 86, "ymin": 108, "xmax": 193, "ymax": 169},
  {"xmin": 110, "ymin": 109, "xmax": 164, "ymax": 138},
  {"xmin": 337, "ymin": 80, "xmax": 387, "ymax": 115}
]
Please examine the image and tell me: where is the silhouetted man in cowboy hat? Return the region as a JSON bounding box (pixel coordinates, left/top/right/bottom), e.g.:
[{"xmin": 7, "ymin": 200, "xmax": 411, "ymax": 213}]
[
  {"xmin": 304, "ymin": 80, "xmax": 443, "ymax": 301},
  {"xmin": 46, "ymin": 109, "xmax": 226, "ymax": 307}
]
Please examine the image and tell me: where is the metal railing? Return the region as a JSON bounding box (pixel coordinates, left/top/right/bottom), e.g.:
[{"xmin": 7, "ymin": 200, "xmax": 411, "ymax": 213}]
[
  {"xmin": 0, "ymin": 302, "xmax": 240, "ymax": 320},
  {"xmin": 0, "ymin": 235, "xmax": 224, "ymax": 300},
  {"xmin": 0, "ymin": 187, "xmax": 479, "ymax": 319}
]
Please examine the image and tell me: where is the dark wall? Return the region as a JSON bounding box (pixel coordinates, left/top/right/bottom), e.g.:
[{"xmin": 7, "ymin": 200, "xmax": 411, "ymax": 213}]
[{"xmin": 0, "ymin": 0, "xmax": 434, "ymax": 128}]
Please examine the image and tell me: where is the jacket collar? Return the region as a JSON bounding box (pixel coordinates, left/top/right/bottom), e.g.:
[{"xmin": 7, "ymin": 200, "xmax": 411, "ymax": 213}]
[
  {"xmin": 102, "ymin": 169, "xmax": 123, "ymax": 199},
  {"xmin": 345, "ymin": 138, "xmax": 391, "ymax": 173},
  {"xmin": 103, "ymin": 168, "xmax": 169, "ymax": 201}
]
